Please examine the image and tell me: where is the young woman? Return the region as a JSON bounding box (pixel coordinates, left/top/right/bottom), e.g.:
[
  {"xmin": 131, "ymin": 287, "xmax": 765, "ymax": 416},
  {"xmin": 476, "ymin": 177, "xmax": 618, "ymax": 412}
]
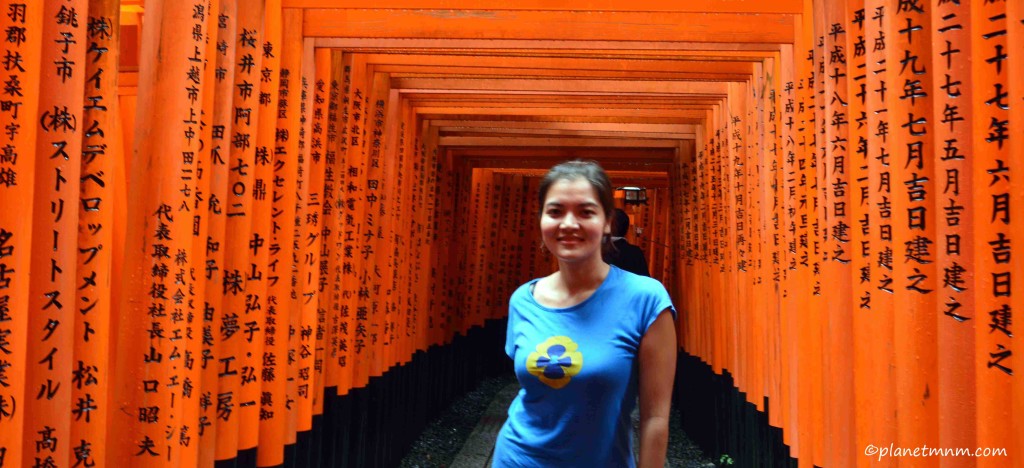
[{"xmin": 493, "ymin": 160, "xmax": 677, "ymax": 467}]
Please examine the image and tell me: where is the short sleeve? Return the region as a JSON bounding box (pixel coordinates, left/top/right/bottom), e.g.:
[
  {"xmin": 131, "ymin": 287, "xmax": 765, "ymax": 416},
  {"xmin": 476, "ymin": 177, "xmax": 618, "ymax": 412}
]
[
  {"xmin": 640, "ymin": 279, "xmax": 676, "ymax": 335},
  {"xmin": 505, "ymin": 300, "xmax": 517, "ymax": 358}
]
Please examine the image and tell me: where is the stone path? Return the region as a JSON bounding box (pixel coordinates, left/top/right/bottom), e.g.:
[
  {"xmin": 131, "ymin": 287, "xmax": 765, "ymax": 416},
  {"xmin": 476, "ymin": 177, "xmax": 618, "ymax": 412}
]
[{"xmin": 402, "ymin": 373, "xmax": 716, "ymax": 468}]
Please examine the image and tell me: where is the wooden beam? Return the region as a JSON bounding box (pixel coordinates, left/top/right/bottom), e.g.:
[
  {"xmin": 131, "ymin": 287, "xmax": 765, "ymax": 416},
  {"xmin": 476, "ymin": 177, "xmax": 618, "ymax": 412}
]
[
  {"xmin": 409, "ymin": 100, "xmax": 718, "ymax": 111},
  {"xmin": 452, "ymin": 147, "xmax": 674, "ymax": 157},
  {"xmin": 285, "ymin": 0, "xmax": 804, "ymax": 14},
  {"xmin": 403, "ymin": 94, "xmax": 725, "ymax": 106},
  {"xmin": 439, "ymin": 136, "xmax": 682, "ymax": 147},
  {"xmin": 437, "ymin": 127, "xmax": 696, "ymax": 140},
  {"xmin": 415, "ymin": 106, "xmax": 708, "ymax": 119},
  {"xmin": 380, "ymin": 66, "xmax": 751, "ymax": 82},
  {"xmin": 427, "ymin": 120, "xmax": 698, "ymax": 134},
  {"xmin": 393, "ymin": 77, "xmax": 730, "ymax": 95},
  {"xmin": 314, "ymin": 38, "xmax": 784, "ymax": 54},
  {"xmin": 303, "ymin": 9, "xmax": 795, "ymax": 44},
  {"xmin": 419, "ymin": 114, "xmax": 704, "ymax": 124},
  {"xmin": 357, "ymin": 53, "xmax": 759, "ymax": 74}
]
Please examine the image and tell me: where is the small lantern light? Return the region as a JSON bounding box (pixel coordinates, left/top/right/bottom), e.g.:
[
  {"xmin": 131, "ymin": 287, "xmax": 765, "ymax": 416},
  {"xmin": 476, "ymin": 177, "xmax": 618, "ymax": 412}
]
[{"xmin": 615, "ymin": 186, "xmax": 648, "ymax": 206}]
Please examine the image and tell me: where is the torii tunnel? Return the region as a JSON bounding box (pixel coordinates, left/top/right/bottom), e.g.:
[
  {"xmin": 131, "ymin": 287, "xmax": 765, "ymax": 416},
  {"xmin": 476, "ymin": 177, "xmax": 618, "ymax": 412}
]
[{"xmin": 0, "ymin": 0, "xmax": 1021, "ymax": 466}]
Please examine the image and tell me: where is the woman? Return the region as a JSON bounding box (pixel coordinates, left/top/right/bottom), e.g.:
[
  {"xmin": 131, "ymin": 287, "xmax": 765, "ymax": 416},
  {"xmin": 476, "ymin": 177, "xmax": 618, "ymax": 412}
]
[{"xmin": 493, "ymin": 160, "xmax": 677, "ymax": 467}]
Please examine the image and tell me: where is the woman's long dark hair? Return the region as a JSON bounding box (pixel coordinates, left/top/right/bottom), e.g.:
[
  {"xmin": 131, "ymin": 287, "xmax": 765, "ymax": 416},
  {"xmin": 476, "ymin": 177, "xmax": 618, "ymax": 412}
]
[{"xmin": 537, "ymin": 160, "xmax": 615, "ymax": 219}]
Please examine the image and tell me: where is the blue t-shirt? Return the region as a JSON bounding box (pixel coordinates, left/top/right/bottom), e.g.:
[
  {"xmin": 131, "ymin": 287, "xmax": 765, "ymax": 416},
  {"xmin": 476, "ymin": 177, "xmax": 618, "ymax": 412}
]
[{"xmin": 493, "ymin": 265, "xmax": 675, "ymax": 467}]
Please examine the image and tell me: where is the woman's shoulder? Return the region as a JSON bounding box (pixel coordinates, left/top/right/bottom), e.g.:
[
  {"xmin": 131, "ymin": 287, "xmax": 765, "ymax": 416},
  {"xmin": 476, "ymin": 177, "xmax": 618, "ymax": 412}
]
[
  {"xmin": 510, "ymin": 276, "xmax": 545, "ymax": 302},
  {"xmin": 611, "ymin": 265, "xmax": 665, "ymax": 291}
]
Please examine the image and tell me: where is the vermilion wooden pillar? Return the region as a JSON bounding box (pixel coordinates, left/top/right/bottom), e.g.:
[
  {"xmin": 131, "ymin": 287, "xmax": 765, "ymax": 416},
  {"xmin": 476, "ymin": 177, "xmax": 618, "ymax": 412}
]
[
  {"xmin": 291, "ymin": 43, "xmax": 326, "ymax": 433},
  {"xmin": 74, "ymin": 1, "xmax": 120, "ymax": 466},
  {"xmin": 199, "ymin": 0, "xmax": 237, "ymax": 463},
  {"xmin": 725, "ymin": 82, "xmax": 743, "ymax": 406},
  {"xmin": 301, "ymin": 47, "xmax": 328, "ymax": 420},
  {"xmin": 342, "ymin": 53, "xmax": 370, "ymax": 390},
  {"xmin": 793, "ymin": 5, "xmax": 819, "ymax": 462},
  {"xmin": 332, "ymin": 50, "xmax": 355, "ymax": 396},
  {"xmin": 184, "ymin": 0, "xmax": 220, "ymax": 466},
  {"xmin": 321, "ymin": 52, "xmax": 345, "ymax": 392},
  {"xmin": 109, "ymin": 0, "xmax": 209, "ymax": 464},
  {"xmin": 377, "ymin": 78, "xmax": 401, "ymax": 371},
  {"xmin": 1009, "ymin": 1, "xmax": 1024, "ymax": 464},
  {"xmin": 421, "ymin": 129, "xmax": 436, "ymax": 351},
  {"xmin": 821, "ymin": 1, "xmax": 855, "ymax": 464},
  {"xmin": 972, "ymin": 0, "xmax": 1013, "ymax": 463},
  {"xmin": 365, "ymin": 71, "xmax": 390, "ymax": 378},
  {"xmin": 256, "ymin": 7, "xmax": 301, "ymax": 466},
  {"xmin": 0, "ymin": 2, "xmax": 42, "ymax": 466},
  {"xmin": 889, "ymin": 0, "xmax": 939, "ymax": 461},
  {"xmin": 863, "ymin": 0, "xmax": 897, "ymax": 454},
  {"xmin": 236, "ymin": 0, "xmax": 270, "ymax": 451},
  {"xmin": 215, "ymin": 0, "xmax": 264, "ymax": 458},
  {"xmin": 764, "ymin": 55, "xmax": 784, "ymax": 432},
  {"xmin": 932, "ymin": 0, "xmax": 976, "ymax": 464},
  {"xmin": 378, "ymin": 86, "xmax": 399, "ymax": 366},
  {"xmin": 777, "ymin": 41, "xmax": 798, "ymax": 452},
  {"xmin": 396, "ymin": 87, "xmax": 416, "ymax": 365},
  {"xmin": 747, "ymin": 65, "xmax": 766, "ymax": 416},
  {"xmin": 25, "ymin": 0, "xmax": 87, "ymax": 465},
  {"xmin": 288, "ymin": 35, "xmax": 315, "ymax": 442},
  {"xmin": 845, "ymin": 1, "xmax": 873, "ymax": 466},
  {"xmin": 241, "ymin": 0, "xmax": 281, "ymax": 453}
]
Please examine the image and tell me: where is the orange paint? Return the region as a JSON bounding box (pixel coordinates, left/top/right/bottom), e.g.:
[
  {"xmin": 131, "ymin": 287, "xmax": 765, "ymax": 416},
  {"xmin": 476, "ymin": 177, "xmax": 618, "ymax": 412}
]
[
  {"xmin": 1008, "ymin": 3, "xmax": 1024, "ymax": 467},
  {"xmin": 214, "ymin": 0, "xmax": 265, "ymax": 458},
  {"xmin": 0, "ymin": 2, "xmax": 42, "ymax": 466},
  {"xmin": 199, "ymin": 0, "xmax": 238, "ymax": 463},
  {"xmin": 972, "ymin": 0, "xmax": 1014, "ymax": 463},
  {"xmin": 863, "ymin": 0, "xmax": 897, "ymax": 456},
  {"xmin": 820, "ymin": 0, "xmax": 854, "ymax": 464},
  {"xmin": 25, "ymin": 1, "xmax": 88, "ymax": 465},
  {"xmin": 109, "ymin": 0, "xmax": 211, "ymax": 465},
  {"xmin": 72, "ymin": 1, "xmax": 120, "ymax": 466},
  {"xmin": 932, "ymin": 0, "xmax": 977, "ymax": 465},
  {"xmin": 256, "ymin": 6, "xmax": 302, "ymax": 466}
]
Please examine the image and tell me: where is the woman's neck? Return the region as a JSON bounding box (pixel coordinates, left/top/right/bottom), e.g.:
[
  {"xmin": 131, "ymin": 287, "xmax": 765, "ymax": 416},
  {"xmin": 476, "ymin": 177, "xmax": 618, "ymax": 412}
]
[{"xmin": 556, "ymin": 257, "xmax": 610, "ymax": 293}]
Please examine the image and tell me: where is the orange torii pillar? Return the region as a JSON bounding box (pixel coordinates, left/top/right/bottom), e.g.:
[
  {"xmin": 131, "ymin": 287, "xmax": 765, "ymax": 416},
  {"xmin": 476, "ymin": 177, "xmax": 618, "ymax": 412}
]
[
  {"xmin": 971, "ymin": 1, "xmax": 1013, "ymax": 466},
  {"xmin": 0, "ymin": 2, "xmax": 42, "ymax": 466},
  {"xmin": 75, "ymin": 1, "xmax": 121, "ymax": 466},
  {"xmin": 25, "ymin": 1, "xmax": 87, "ymax": 466},
  {"xmin": 199, "ymin": 0, "xmax": 237, "ymax": 463},
  {"xmin": 932, "ymin": 0, "xmax": 977, "ymax": 464},
  {"xmin": 108, "ymin": 0, "xmax": 211, "ymax": 465},
  {"xmin": 1009, "ymin": 2, "xmax": 1024, "ymax": 465}
]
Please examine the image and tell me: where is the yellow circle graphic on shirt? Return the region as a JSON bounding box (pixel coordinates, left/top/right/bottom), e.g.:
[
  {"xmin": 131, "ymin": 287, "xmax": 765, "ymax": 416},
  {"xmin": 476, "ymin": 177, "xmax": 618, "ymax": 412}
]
[{"xmin": 526, "ymin": 336, "xmax": 583, "ymax": 389}]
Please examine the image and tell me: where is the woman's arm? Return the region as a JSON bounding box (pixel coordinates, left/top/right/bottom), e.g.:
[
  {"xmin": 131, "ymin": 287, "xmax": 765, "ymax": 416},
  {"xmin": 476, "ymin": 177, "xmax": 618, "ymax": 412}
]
[{"xmin": 638, "ymin": 309, "xmax": 677, "ymax": 468}]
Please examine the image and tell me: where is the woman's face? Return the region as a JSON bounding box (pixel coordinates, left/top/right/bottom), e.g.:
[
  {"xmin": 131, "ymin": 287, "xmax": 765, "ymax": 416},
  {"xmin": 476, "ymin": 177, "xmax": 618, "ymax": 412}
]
[{"xmin": 540, "ymin": 178, "xmax": 611, "ymax": 266}]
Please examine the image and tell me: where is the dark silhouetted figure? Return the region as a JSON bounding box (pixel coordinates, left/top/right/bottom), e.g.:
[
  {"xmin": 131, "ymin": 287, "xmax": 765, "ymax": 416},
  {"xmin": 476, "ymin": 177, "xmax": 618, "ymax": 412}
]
[{"xmin": 605, "ymin": 208, "xmax": 650, "ymax": 277}]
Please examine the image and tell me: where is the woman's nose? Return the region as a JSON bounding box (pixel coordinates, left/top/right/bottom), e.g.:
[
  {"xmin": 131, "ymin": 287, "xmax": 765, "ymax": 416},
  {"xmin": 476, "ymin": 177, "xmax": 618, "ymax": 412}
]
[{"xmin": 560, "ymin": 213, "xmax": 579, "ymax": 228}]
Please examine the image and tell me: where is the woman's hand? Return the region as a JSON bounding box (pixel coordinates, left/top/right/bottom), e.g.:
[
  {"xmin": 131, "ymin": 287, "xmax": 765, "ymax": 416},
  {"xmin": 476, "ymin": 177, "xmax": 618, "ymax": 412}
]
[{"xmin": 638, "ymin": 309, "xmax": 676, "ymax": 468}]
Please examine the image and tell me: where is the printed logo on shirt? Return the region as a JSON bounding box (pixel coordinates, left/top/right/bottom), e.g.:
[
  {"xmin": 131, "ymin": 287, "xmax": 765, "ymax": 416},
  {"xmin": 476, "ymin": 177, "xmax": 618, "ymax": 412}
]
[{"xmin": 526, "ymin": 336, "xmax": 583, "ymax": 389}]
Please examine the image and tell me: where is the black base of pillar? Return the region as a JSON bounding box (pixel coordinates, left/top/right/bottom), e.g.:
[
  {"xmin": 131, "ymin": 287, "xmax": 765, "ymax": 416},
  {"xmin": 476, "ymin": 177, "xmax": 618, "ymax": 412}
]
[
  {"xmin": 674, "ymin": 352, "xmax": 801, "ymax": 468},
  {"xmin": 216, "ymin": 317, "xmax": 510, "ymax": 467}
]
